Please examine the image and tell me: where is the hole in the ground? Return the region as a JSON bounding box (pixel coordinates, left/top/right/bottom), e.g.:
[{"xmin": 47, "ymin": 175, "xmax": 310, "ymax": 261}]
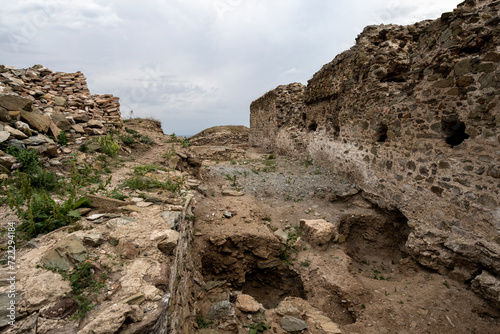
[
  {"xmin": 340, "ymin": 210, "xmax": 410, "ymax": 279},
  {"xmin": 441, "ymin": 118, "xmax": 469, "ymax": 148},
  {"xmin": 241, "ymin": 268, "xmax": 306, "ymax": 309},
  {"xmin": 375, "ymin": 123, "xmax": 388, "ymax": 142}
]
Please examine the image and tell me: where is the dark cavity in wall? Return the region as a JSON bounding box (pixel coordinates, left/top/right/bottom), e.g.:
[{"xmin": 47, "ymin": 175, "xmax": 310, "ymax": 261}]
[
  {"xmin": 340, "ymin": 210, "xmax": 410, "ymax": 280},
  {"xmin": 441, "ymin": 117, "xmax": 469, "ymax": 147},
  {"xmin": 376, "ymin": 123, "xmax": 388, "ymax": 142}
]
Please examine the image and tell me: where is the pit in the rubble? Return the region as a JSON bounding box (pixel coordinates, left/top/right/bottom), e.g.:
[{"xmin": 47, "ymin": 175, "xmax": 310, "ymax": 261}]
[
  {"xmin": 341, "ymin": 210, "xmax": 410, "ymax": 279},
  {"xmin": 241, "ymin": 267, "xmax": 306, "ymax": 309}
]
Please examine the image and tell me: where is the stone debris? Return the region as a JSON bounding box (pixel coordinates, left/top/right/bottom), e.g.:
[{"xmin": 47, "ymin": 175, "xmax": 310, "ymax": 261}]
[
  {"xmin": 40, "ymin": 235, "xmax": 88, "ymax": 271},
  {"xmin": 207, "ymin": 300, "xmax": 235, "ymax": 320},
  {"xmin": 299, "ymin": 219, "xmax": 336, "ymax": 250},
  {"xmin": 79, "ymin": 303, "xmax": 143, "ymax": 334},
  {"xmin": 235, "ymin": 294, "xmax": 261, "ymax": 313},
  {"xmin": 281, "ymin": 315, "xmax": 308, "ymax": 332}
]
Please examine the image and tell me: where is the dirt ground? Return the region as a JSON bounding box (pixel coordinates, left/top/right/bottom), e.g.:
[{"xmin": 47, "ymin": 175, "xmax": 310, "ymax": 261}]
[{"xmin": 189, "ymin": 143, "xmax": 500, "ymax": 334}]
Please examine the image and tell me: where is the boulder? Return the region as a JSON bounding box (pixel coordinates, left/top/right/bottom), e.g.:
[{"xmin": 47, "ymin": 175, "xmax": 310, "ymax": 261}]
[
  {"xmin": 299, "ymin": 219, "xmax": 336, "ymax": 250},
  {"xmin": 0, "ymin": 94, "xmax": 32, "ymax": 111},
  {"xmin": 83, "ymin": 233, "xmax": 106, "ymax": 247},
  {"xmin": 161, "ymin": 211, "xmax": 182, "ymax": 229},
  {"xmin": 472, "ymin": 271, "xmax": 500, "ymax": 309},
  {"xmin": 21, "ymin": 110, "xmax": 51, "ymax": 133},
  {"xmin": 235, "ymin": 294, "xmax": 260, "ymax": 313},
  {"xmin": 40, "ymin": 235, "xmax": 88, "ymax": 271}
]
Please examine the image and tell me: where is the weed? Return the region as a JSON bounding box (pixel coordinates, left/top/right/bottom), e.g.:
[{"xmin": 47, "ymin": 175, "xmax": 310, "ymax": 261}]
[
  {"xmin": 57, "ymin": 131, "xmax": 69, "ymax": 146},
  {"xmin": 97, "ymin": 134, "xmax": 120, "ymax": 158},
  {"xmin": 304, "ymin": 155, "xmax": 313, "ymax": 167},
  {"xmin": 109, "ymin": 188, "xmax": 127, "ymax": 201},
  {"xmin": 443, "ymin": 280, "xmax": 450, "ymax": 289},
  {"xmin": 265, "ymin": 154, "xmax": 276, "ymax": 160},
  {"xmin": 301, "ymin": 260, "xmax": 311, "ymax": 267},
  {"xmin": 244, "ymin": 321, "xmax": 270, "ymax": 334},
  {"xmin": 132, "ymin": 164, "xmax": 165, "ymax": 175},
  {"xmin": 196, "ymin": 317, "xmax": 212, "ymax": 329},
  {"xmin": 139, "ymin": 135, "xmax": 154, "ymax": 146},
  {"xmin": 125, "ymin": 127, "xmax": 139, "ymax": 135},
  {"xmin": 61, "ymin": 260, "xmax": 107, "ymax": 320},
  {"xmin": 119, "ymin": 134, "xmax": 136, "ymax": 146},
  {"xmin": 279, "ymin": 227, "xmax": 302, "ymax": 264},
  {"xmin": 225, "ymin": 174, "xmax": 238, "ymax": 187},
  {"xmin": 162, "ymin": 144, "xmax": 177, "ymax": 159},
  {"xmin": 5, "ymin": 146, "xmax": 39, "ymax": 171},
  {"xmin": 263, "ymin": 215, "xmax": 272, "ymax": 222}
]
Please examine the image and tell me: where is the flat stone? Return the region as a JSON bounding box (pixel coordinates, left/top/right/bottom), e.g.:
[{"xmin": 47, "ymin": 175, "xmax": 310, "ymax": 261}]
[
  {"xmin": 83, "ymin": 233, "xmax": 106, "ymax": 247},
  {"xmin": 222, "ymin": 190, "xmax": 244, "ymax": 196},
  {"xmin": 40, "ymin": 235, "xmax": 88, "ymax": 271},
  {"xmin": 49, "ymin": 122, "xmax": 62, "ymax": 140},
  {"xmin": 208, "ymin": 300, "xmax": 235, "ymax": 320},
  {"xmin": 52, "ymin": 96, "xmax": 66, "ymax": 107},
  {"xmin": 22, "ymin": 271, "xmax": 72, "ymax": 313},
  {"xmin": 203, "ymin": 280, "xmax": 227, "ymax": 291},
  {"xmin": 274, "ymin": 228, "xmax": 289, "ymax": 243},
  {"xmin": 135, "ymin": 201, "xmax": 153, "ymax": 207},
  {"xmin": 79, "ymin": 303, "xmax": 143, "ymax": 334},
  {"xmin": 87, "ymin": 213, "xmax": 107, "ymax": 221},
  {"xmin": 281, "ymin": 315, "xmax": 308, "ymax": 332},
  {"xmin": 86, "ymin": 194, "xmax": 130, "ymax": 211},
  {"xmin": 51, "ymin": 112, "xmax": 71, "ymax": 131},
  {"xmin": 161, "ymin": 211, "xmax": 182, "ymax": 229},
  {"xmin": 87, "ymin": 119, "xmax": 104, "ymax": 128},
  {"xmin": 0, "ymin": 289, "xmax": 20, "ymax": 327},
  {"xmin": 4, "ymin": 124, "xmax": 27, "ymax": 139},
  {"xmin": 106, "ymin": 217, "xmax": 135, "ymax": 229},
  {"xmin": 71, "ymin": 123, "xmax": 85, "ymax": 133},
  {"xmin": 20, "ymin": 110, "xmax": 51, "ymax": 133},
  {"xmin": 235, "ymin": 294, "xmax": 260, "ymax": 313},
  {"xmin": 117, "ymin": 240, "xmax": 139, "ymax": 259},
  {"xmin": 23, "ymin": 134, "xmax": 50, "ymax": 146},
  {"xmin": 0, "ymin": 94, "xmax": 32, "ymax": 111},
  {"xmin": 119, "ymin": 292, "xmax": 146, "ymax": 305},
  {"xmin": 120, "ymin": 205, "xmax": 144, "ymax": 212}
]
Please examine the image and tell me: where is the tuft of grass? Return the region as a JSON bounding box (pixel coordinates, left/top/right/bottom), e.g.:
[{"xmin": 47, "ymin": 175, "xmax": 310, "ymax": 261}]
[
  {"xmin": 57, "ymin": 131, "xmax": 69, "ymax": 146},
  {"xmin": 98, "ymin": 134, "xmax": 121, "ymax": 158}
]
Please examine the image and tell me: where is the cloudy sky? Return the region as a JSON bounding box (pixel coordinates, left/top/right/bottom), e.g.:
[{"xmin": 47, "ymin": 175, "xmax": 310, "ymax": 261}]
[{"xmin": 1, "ymin": 0, "xmax": 461, "ymax": 136}]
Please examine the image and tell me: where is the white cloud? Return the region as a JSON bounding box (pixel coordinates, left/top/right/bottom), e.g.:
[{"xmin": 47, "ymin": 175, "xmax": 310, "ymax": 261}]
[{"xmin": 0, "ymin": 0, "xmax": 462, "ymax": 135}]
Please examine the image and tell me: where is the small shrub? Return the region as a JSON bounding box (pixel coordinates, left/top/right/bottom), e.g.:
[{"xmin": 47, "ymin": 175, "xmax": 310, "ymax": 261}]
[
  {"xmin": 57, "ymin": 131, "xmax": 69, "ymax": 146},
  {"xmin": 119, "ymin": 134, "xmax": 136, "ymax": 146},
  {"xmin": 139, "ymin": 135, "xmax": 154, "ymax": 145},
  {"xmin": 125, "ymin": 127, "xmax": 139, "ymax": 135},
  {"xmin": 5, "ymin": 147, "xmax": 39, "ymax": 171},
  {"xmin": 244, "ymin": 322, "xmax": 271, "ymax": 334},
  {"xmin": 97, "ymin": 134, "xmax": 121, "ymax": 158}
]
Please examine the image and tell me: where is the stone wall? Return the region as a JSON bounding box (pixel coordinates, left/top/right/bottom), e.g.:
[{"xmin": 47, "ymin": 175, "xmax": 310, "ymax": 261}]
[
  {"xmin": 0, "ymin": 64, "xmax": 122, "ymax": 131},
  {"xmin": 250, "ymin": 0, "xmax": 500, "ymax": 307}
]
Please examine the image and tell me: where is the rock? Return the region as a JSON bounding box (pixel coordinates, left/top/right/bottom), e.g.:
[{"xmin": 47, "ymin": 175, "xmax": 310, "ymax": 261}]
[
  {"xmin": 274, "ymin": 228, "xmax": 289, "ymax": 243},
  {"xmin": 0, "ymin": 154, "xmax": 17, "ymax": 171},
  {"xmin": 203, "ymin": 280, "xmax": 227, "ymax": 291},
  {"xmin": 0, "ymin": 94, "xmax": 32, "ymax": 111},
  {"xmin": 222, "ymin": 190, "xmax": 244, "ymax": 196},
  {"xmin": 0, "ymin": 131, "xmax": 10, "ymax": 143},
  {"xmin": 161, "ymin": 211, "xmax": 182, "ymax": 229},
  {"xmin": 299, "ymin": 219, "xmax": 336, "ymax": 250},
  {"xmin": 106, "ymin": 217, "xmax": 135, "ymax": 229},
  {"xmin": 22, "ymin": 270, "xmax": 72, "ymax": 312},
  {"xmin": 86, "ymin": 194, "xmax": 130, "ymax": 211},
  {"xmin": 0, "ymin": 107, "xmax": 11, "ymax": 122},
  {"xmin": 40, "ymin": 297, "xmax": 77, "ymax": 319},
  {"xmin": 4, "ymin": 124, "xmax": 28, "ymax": 139},
  {"xmin": 52, "ymin": 96, "xmax": 66, "ymax": 107},
  {"xmin": 223, "ymin": 211, "xmax": 233, "ymax": 218},
  {"xmin": 157, "ymin": 230, "xmax": 180, "ymax": 255},
  {"xmin": 40, "ymin": 235, "xmax": 88, "ymax": 271},
  {"xmin": 208, "ymin": 300, "xmax": 235, "ymax": 320},
  {"xmin": 187, "ymin": 156, "xmax": 202, "ymax": 167},
  {"xmin": 119, "ymin": 292, "xmax": 146, "ymax": 305},
  {"xmin": 471, "ymin": 271, "xmax": 500, "ymax": 309},
  {"xmin": 281, "ymin": 315, "xmax": 308, "ymax": 332},
  {"xmin": 87, "ymin": 119, "xmax": 104, "ymax": 128},
  {"xmin": 51, "ymin": 112, "xmax": 71, "ymax": 131},
  {"xmin": 14, "ymin": 120, "xmax": 33, "ymax": 136},
  {"xmin": 117, "ymin": 240, "xmax": 140, "ymax": 259},
  {"xmin": 83, "ymin": 233, "xmax": 106, "ymax": 247},
  {"xmin": 87, "ymin": 213, "xmax": 107, "ymax": 221},
  {"xmin": 71, "ymin": 113, "xmax": 90, "ymax": 123},
  {"xmin": 71, "ymin": 123, "xmax": 85, "ymax": 133},
  {"xmin": 20, "ymin": 110, "xmax": 51, "ymax": 133},
  {"xmin": 79, "ymin": 303, "xmax": 143, "ymax": 334},
  {"xmin": 235, "ymin": 294, "xmax": 260, "ymax": 313},
  {"xmin": 49, "ymin": 122, "xmax": 62, "ymax": 140}
]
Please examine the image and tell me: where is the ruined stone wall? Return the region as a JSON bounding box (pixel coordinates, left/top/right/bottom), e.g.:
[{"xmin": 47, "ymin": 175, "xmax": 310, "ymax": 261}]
[
  {"xmin": 250, "ymin": 0, "xmax": 500, "ymax": 307},
  {"xmin": 0, "ymin": 64, "xmax": 122, "ymax": 131}
]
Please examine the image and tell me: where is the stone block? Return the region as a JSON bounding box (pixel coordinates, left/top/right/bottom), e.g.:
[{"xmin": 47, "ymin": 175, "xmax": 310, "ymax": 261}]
[{"xmin": 299, "ymin": 219, "xmax": 336, "ymax": 250}]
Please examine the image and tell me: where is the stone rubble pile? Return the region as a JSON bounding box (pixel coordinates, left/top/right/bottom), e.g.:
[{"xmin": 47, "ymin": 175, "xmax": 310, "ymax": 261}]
[{"xmin": 0, "ymin": 64, "xmax": 123, "ymax": 165}]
